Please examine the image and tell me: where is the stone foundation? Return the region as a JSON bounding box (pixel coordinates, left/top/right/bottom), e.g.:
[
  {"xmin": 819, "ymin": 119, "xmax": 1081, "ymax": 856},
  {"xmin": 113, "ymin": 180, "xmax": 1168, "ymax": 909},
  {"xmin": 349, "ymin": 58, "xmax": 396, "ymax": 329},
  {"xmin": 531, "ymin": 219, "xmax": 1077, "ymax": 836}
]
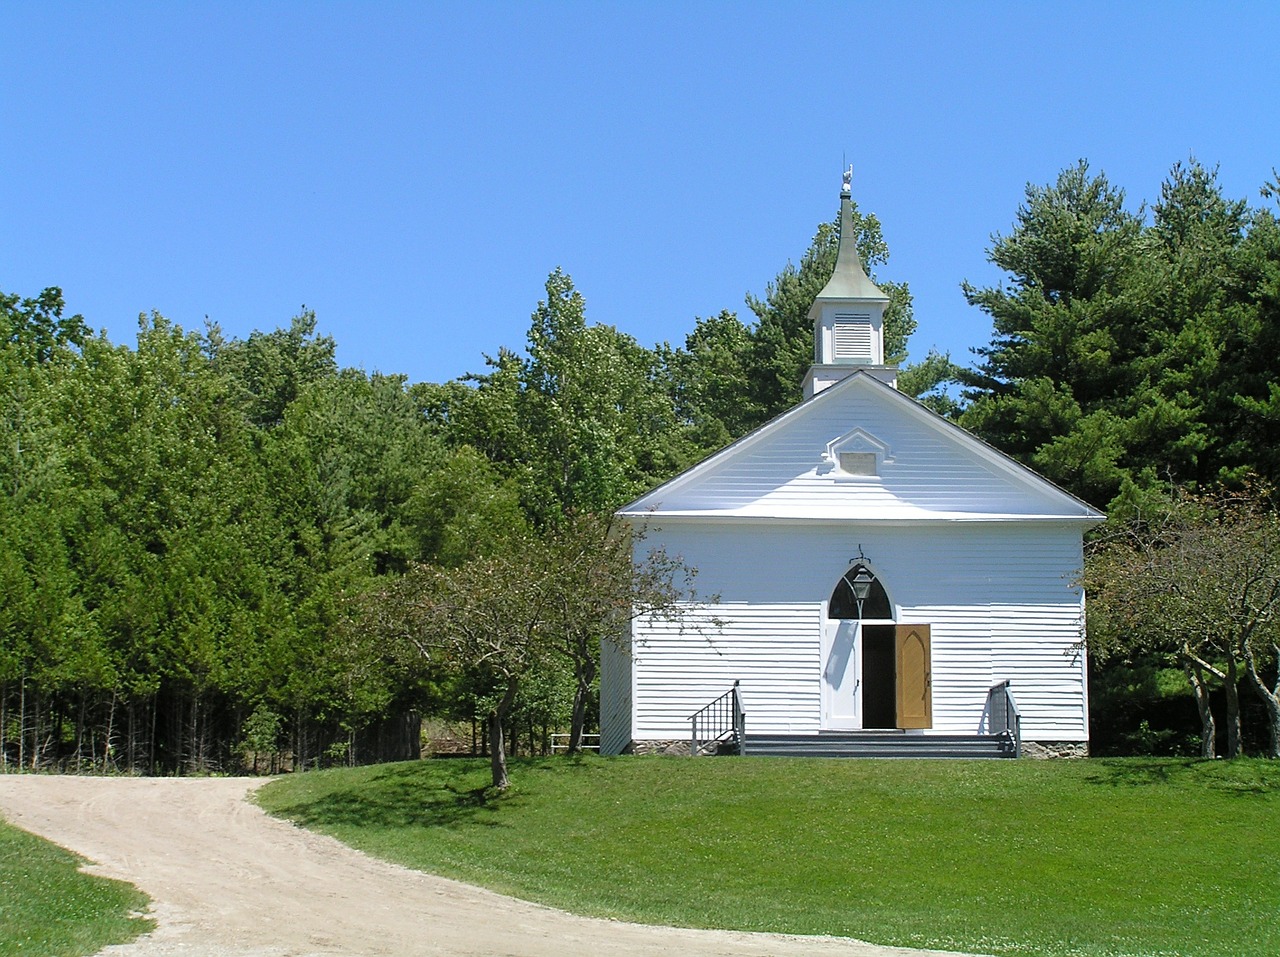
[
  {"xmin": 628, "ymin": 739, "xmax": 733, "ymax": 756},
  {"xmin": 630, "ymin": 737, "xmax": 1091, "ymax": 758},
  {"xmin": 1021, "ymin": 740, "xmax": 1090, "ymax": 759},
  {"xmin": 629, "ymin": 739, "xmax": 686, "ymax": 756}
]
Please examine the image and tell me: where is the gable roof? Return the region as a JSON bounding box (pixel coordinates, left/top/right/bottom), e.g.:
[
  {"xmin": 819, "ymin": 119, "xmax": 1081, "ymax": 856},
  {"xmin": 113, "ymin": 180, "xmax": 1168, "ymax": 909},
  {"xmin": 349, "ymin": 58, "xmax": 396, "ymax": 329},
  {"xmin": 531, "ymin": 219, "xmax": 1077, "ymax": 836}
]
[{"xmin": 620, "ymin": 371, "xmax": 1105, "ymax": 524}]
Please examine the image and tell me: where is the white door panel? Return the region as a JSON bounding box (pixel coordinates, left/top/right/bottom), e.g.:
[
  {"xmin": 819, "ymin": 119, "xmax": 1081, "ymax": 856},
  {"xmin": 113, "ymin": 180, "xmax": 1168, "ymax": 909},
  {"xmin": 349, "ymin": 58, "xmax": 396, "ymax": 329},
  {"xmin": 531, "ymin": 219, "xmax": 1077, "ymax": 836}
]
[{"xmin": 821, "ymin": 617, "xmax": 861, "ymax": 729}]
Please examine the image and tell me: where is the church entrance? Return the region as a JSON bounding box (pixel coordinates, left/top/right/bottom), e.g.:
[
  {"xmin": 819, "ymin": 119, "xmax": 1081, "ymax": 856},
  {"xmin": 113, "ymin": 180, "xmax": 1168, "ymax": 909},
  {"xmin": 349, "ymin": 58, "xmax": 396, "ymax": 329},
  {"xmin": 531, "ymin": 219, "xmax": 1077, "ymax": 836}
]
[
  {"xmin": 821, "ymin": 564, "xmax": 932, "ymax": 731},
  {"xmin": 859, "ymin": 624, "xmax": 897, "ymax": 729}
]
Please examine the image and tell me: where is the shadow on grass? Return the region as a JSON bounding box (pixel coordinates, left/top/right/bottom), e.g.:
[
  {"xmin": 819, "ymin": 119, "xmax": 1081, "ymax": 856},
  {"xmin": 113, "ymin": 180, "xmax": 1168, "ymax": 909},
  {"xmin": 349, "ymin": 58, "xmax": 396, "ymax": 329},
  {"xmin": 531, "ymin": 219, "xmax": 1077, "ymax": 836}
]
[
  {"xmin": 1082, "ymin": 757, "xmax": 1278, "ymax": 795},
  {"xmin": 268, "ymin": 762, "xmax": 519, "ymax": 832},
  {"xmin": 264, "ymin": 755, "xmax": 608, "ymax": 833}
]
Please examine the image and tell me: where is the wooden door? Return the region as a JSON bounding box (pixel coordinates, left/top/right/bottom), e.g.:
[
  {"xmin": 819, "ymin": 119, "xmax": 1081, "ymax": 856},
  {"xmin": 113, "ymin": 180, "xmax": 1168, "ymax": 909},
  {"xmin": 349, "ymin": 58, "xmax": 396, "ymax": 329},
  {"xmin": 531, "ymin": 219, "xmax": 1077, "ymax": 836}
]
[{"xmin": 895, "ymin": 624, "xmax": 932, "ymax": 729}]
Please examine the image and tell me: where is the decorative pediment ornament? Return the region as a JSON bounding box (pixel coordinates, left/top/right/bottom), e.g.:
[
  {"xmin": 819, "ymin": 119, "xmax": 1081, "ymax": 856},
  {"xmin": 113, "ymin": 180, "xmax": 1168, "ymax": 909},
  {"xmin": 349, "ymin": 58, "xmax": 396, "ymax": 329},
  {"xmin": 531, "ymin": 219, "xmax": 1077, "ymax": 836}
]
[{"xmin": 820, "ymin": 427, "xmax": 893, "ymax": 475}]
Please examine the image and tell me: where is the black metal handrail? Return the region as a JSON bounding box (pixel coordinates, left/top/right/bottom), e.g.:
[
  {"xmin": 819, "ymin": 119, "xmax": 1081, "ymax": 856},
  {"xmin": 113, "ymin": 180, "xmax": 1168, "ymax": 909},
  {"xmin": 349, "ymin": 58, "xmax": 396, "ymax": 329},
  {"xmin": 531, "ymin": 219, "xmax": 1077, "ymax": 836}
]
[
  {"xmin": 985, "ymin": 679, "xmax": 1022, "ymax": 758},
  {"xmin": 689, "ymin": 681, "xmax": 746, "ymax": 756}
]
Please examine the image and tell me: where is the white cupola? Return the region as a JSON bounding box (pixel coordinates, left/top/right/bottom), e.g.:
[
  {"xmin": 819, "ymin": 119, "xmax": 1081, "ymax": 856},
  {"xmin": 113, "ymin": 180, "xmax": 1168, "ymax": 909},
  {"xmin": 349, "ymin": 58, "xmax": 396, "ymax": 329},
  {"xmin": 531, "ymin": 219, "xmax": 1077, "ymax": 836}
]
[{"xmin": 802, "ymin": 167, "xmax": 898, "ymax": 398}]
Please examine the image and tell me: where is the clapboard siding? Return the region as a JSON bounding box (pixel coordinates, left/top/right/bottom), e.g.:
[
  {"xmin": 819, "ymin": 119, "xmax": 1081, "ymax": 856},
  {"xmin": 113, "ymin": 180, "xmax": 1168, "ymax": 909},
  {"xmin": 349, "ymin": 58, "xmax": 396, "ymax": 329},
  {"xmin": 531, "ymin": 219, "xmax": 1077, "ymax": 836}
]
[
  {"xmin": 641, "ymin": 522, "xmax": 1084, "ymax": 608},
  {"xmin": 598, "ymin": 632, "xmax": 633, "ymax": 755},
  {"xmin": 625, "ymin": 595, "xmax": 1087, "ymax": 743},
  {"xmin": 916, "ymin": 605, "xmax": 994, "ymax": 733},
  {"xmin": 622, "ymin": 374, "xmax": 1100, "ymax": 522},
  {"xmin": 689, "ymin": 393, "xmax": 1023, "ymax": 514},
  {"xmin": 991, "ymin": 601, "xmax": 1088, "ymax": 739},
  {"xmin": 632, "ymin": 604, "xmax": 821, "ymax": 738},
  {"xmin": 607, "ymin": 370, "xmax": 1102, "ymax": 753},
  {"xmin": 617, "ymin": 521, "xmax": 1090, "ymax": 746}
]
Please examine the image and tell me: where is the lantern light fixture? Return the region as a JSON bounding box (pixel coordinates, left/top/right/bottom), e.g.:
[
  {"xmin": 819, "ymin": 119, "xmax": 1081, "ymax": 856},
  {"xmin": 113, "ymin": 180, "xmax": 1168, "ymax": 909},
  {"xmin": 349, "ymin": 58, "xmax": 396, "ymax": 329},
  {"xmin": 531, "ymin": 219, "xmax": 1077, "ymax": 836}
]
[{"xmin": 848, "ymin": 545, "xmax": 875, "ymax": 616}]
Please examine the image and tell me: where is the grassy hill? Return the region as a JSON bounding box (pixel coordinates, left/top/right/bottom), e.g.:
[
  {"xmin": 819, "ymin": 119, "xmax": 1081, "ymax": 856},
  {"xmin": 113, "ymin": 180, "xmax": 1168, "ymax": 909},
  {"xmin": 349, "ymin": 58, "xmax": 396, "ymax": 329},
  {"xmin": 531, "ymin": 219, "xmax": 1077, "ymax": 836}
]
[{"xmin": 257, "ymin": 755, "xmax": 1280, "ymax": 957}]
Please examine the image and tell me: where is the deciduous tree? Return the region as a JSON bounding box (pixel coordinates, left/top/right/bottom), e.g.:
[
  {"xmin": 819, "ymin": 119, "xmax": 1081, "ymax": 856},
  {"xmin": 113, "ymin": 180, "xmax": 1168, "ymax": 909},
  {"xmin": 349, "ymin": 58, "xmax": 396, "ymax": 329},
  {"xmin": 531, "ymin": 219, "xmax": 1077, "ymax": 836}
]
[
  {"xmin": 541, "ymin": 512, "xmax": 704, "ymax": 753},
  {"xmin": 447, "ymin": 269, "xmax": 691, "ymax": 522},
  {"xmin": 373, "ymin": 538, "xmax": 557, "ymax": 789},
  {"xmin": 373, "ymin": 513, "xmax": 707, "ymax": 785},
  {"xmin": 1086, "ymin": 486, "xmax": 1280, "ymax": 757}
]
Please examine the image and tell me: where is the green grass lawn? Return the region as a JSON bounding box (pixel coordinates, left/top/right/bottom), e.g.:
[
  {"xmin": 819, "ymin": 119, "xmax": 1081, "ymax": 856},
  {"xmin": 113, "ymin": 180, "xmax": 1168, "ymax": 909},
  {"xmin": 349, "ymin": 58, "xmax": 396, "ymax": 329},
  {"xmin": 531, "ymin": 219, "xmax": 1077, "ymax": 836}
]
[
  {"xmin": 0, "ymin": 817, "xmax": 153, "ymax": 956},
  {"xmin": 258, "ymin": 755, "xmax": 1280, "ymax": 957}
]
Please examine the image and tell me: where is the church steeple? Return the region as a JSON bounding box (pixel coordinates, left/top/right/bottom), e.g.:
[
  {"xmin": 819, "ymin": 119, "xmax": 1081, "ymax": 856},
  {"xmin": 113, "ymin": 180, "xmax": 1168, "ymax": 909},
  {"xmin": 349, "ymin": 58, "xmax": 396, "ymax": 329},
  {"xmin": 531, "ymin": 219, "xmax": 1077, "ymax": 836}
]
[{"xmin": 802, "ymin": 167, "xmax": 897, "ymax": 398}]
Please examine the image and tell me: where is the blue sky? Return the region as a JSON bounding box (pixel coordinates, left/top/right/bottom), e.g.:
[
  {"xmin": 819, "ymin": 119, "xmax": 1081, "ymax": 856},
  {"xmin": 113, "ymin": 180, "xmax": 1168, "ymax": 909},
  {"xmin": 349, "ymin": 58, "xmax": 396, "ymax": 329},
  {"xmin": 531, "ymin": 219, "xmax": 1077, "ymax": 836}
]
[{"xmin": 4, "ymin": 2, "xmax": 1278, "ymax": 386}]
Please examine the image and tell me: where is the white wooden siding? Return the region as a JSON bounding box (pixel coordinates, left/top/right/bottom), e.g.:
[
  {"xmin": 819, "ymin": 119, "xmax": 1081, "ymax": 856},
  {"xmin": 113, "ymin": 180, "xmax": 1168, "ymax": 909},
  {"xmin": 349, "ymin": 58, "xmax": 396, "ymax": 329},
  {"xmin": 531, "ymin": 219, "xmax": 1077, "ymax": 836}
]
[
  {"xmin": 622, "ymin": 520, "xmax": 1089, "ymax": 744},
  {"xmin": 910, "ymin": 604, "xmax": 994, "ymax": 733},
  {"xmin": 599, "ymin": 631, "xmax": 633, "ymax": 755},
  {"xmin": 623, "ymin": 374, "xmax": 1100, "ymax": 522},
  {"xmin": 611, "ymin": 371, "xmax": 1099, "ymax": 749},
  {"xmin": 664, "ymin": 389, "xmax": 1064, "ymax": 516},
  {"xmin": 641, "ymin": 521, "xmax": 1083, "ymax": 607},
  {"xmin": 632, "ymin": 604, "xmax": 821, "ymax": 738},
  {"xmin": 990, "ymin": 601, "xmax": 1088, "ymax": 740}
]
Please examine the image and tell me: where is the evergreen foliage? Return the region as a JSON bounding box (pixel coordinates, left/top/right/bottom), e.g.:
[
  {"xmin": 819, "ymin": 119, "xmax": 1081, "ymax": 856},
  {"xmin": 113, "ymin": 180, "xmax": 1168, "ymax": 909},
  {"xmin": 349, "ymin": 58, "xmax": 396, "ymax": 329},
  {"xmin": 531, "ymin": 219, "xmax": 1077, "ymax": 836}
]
[
  {"xmin": 960, "ymin": 158, "xmax": 1280, "ymax": 509},
  {"xmin": 0, "ymin": 295, "xmax": 438, "ymax": 772},
  {"xmin": 6, "ymin": 159, "xmax": 1280, "ymax": 769},
  {"xmin": 959, "ymin": 159, "xmax": 1280, "ymax": 756}
]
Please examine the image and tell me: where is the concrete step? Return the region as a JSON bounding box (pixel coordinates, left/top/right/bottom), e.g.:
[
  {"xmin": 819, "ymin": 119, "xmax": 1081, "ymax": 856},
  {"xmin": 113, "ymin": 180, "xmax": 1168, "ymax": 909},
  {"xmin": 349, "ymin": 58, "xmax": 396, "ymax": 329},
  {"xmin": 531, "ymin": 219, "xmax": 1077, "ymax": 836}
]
[{"xmin": 740, "ymin": 732, "xmax": 1016, "ymax": 759}]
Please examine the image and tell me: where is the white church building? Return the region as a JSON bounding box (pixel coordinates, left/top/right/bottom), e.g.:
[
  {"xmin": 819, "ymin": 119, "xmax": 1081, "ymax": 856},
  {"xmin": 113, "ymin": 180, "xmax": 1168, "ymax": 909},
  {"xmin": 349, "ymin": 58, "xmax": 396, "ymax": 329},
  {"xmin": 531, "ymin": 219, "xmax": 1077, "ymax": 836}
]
[{"xmin": 601, "ymin": 174, "xmax": 1104, "ymax": 758}]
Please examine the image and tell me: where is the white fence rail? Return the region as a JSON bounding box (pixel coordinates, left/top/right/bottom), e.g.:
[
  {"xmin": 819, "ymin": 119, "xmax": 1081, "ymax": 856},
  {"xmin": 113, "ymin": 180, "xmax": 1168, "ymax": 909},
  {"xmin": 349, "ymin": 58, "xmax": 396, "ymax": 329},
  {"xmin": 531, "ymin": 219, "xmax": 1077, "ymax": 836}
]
[{"xmin": 550, "ymin": 734, "xmax": 600, "ymax": 753}]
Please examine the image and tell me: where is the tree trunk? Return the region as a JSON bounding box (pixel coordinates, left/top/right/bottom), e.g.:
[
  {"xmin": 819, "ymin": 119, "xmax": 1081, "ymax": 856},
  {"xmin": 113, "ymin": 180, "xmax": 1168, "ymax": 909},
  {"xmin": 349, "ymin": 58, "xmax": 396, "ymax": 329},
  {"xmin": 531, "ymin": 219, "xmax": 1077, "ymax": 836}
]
[
  {"xmin": 487, "ymin": 678, "xmax": 520, "ymax": 791},
  {"xmin": 487, "ymin": 710, "xmax": 509, "ymax": 790},
  {"xmin": 568, "ymin": 680, "xmax": 590, "ymax": 754},
  {"xmin": 102, "ymin": 692, "xmax": 116, "ymax": 772},
  {"xmin": 150, "ymin": 694, "xmax": 159, "ymax": 775},
  {"xmin": 53, "ymin": 696, "xmax": 65, "ymax": 770},
  {"xmin": 75, "ymin": 695, "xmax": 85, "ymax": 773},
  {"xmin": 1185, "ymin": 661, "xmax": 1217, "ymax": 758},
  {"xmin": 567, "ymin": 654, "xmax": 597, "ymax": 754},
  {"xmin": 126, "ymin": 700, "xmax": 134, "ymax": 774},
  {"xmin": 1224, "ymin": 654, "xmax": 1243, "ymax": 758},
  {"xmin": 1243, "ymin": 642, "xmax": 1280, "ymax": 759},
  {"xmin": 187, "ymin": 689, "xmax": 200, "ymax": 774},
  {"xmin": 30, "ymin": 687, "xmax": 40, "ymax": 770},
  {"xmin": 18, "ymin": 677, "xmax": 25, "ymax": 771}
]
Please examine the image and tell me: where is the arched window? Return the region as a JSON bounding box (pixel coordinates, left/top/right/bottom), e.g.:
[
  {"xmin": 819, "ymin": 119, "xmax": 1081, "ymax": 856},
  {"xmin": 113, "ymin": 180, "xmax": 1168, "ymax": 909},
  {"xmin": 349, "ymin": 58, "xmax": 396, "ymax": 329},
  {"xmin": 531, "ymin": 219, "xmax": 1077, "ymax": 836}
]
[{"xmin": 828, "ymin": 564, "xmax": 892, "ymax": 620}]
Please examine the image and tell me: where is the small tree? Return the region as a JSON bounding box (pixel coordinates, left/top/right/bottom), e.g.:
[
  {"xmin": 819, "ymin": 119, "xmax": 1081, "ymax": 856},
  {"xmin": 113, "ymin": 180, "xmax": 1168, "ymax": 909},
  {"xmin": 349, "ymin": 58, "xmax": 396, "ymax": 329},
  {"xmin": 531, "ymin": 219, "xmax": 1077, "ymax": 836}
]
[
  {"xmin": 541, "ymin": 512, "xmax": 705, "ymax": 753},
  {"xmin": 373, "ymin": 542, "xmax": 555, "ymax": 790},
  {"xmin": 1086, "ymin": 486, "xmax": 1280, "ymax": 757},
  {"xmin": 372, "ymin": 515, "xmax": 708, "ymax": 786}
]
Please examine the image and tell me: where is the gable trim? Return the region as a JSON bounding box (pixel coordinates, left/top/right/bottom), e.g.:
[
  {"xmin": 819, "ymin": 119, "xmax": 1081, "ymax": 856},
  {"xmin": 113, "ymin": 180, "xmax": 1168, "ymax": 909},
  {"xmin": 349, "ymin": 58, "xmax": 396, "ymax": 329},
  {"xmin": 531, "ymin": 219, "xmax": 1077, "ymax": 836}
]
[{"xmin": 619, "ymin": 371, "xmax": 1105, "ymax": 522}]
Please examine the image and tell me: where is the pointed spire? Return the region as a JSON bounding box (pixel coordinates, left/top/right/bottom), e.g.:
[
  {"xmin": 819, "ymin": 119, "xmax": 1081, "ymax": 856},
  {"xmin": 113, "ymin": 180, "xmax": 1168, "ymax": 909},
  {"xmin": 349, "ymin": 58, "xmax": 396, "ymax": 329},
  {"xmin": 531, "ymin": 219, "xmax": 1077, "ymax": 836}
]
[
  {"xmin": 814, "ymin": 166, "xmax": 889, "ymax": 304},
  {"xmin": 804, "ymin": 167, "xmax": 897, "ymax": 397}
]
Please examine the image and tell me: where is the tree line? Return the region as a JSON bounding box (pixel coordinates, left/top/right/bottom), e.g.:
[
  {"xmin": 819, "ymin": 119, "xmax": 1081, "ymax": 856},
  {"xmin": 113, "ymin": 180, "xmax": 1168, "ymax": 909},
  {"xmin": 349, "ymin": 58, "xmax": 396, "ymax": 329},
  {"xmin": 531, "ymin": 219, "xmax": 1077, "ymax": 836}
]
[
  {"xmin": 0, "ymin": 200, "xmax": 919, "ymax": 774},
  {"xmin": 953, "ymin": 159, "xmax": 1280, "ymax": 757},
  {"xmin": 3, "ymin": 157, "xmax": 1280, "ymax": 773}
]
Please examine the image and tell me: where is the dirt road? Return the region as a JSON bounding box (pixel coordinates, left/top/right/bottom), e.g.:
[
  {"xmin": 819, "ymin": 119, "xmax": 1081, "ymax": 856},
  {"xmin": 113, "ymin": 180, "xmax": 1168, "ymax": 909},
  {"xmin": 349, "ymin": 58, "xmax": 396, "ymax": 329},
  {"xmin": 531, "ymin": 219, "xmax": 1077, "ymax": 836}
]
[{"xmin": 0, "ymin": 776, "xmax": 978, "ymax": 957}]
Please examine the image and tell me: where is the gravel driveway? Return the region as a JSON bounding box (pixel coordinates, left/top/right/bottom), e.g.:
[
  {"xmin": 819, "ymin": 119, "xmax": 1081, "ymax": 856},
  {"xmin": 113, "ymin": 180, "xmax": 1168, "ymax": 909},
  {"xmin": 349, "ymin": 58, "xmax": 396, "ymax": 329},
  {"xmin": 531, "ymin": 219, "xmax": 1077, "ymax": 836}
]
[{"xmin": 0, "ymin": 775, "xmax": 979, "ymax": 957}]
